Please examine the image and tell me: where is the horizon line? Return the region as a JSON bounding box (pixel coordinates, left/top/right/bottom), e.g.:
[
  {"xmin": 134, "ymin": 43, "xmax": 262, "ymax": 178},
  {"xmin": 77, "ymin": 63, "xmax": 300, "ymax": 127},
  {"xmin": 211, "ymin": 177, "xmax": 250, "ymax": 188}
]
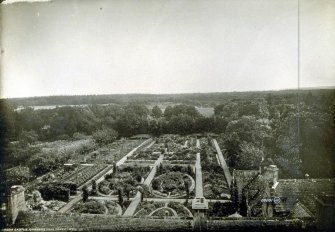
[{"xmin": 2, "ymin": 85, "xmax": 335, "ymax": 100}]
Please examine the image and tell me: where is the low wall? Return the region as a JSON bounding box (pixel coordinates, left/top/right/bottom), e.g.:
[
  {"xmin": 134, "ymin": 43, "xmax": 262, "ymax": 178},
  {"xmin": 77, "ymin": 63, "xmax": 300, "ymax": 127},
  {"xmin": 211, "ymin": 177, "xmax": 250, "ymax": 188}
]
[
  {"xmin": 12, "ymin": 211, "xmax": 316, "ymax": 231},
  {"xmin": 205, "ymin": 218, "xmax": 314, "ymax": 231},
  {"xmin": 13, "ymin": 211, "xmax": 192, "ymax": 231}
]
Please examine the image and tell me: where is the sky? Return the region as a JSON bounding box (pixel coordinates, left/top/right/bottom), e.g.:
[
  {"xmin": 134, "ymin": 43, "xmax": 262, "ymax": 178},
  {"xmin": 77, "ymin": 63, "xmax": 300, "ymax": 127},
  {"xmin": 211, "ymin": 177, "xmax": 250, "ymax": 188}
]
[{"xmin": 1, "ymin": 0, "xmax": 334, "ymax": 98}]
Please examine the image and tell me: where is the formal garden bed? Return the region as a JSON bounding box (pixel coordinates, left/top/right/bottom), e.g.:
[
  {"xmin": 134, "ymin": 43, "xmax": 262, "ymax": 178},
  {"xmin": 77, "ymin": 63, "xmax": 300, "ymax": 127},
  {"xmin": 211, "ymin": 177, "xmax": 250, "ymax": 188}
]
[
  {"xmin": 133, "ymin": 201, "xmax": 192, "ymax": 218},
  {"xmin": 71, "ymin": 199, "xmax": 122, "ymax": 215},
  {"xmin": 130, "ymin": 150, "xmax": 162, "ymax": 160},
  {"xmin": 163, "ymin": 148, "xmax": 197, "ymax": 161},
  {"xmin": 134, "ymin": 201, "xmax": 165, "ymax": 217},
  {"xmin": 72, "ymin": 200, "xmax": 107, "ymax": 214},
  {"xmin": 202, "ymin": 167, "xmax": 230, "ymax": 199},
  {"xmin": 98, "ymin": 165, "xmax": 151, "ymax": 197},
  {"xmin": 167, "ymin": 201, "xmax": 193, "ymax": 218},
  {"xmin": 199, "ymin": 139, "xmax": 230, "ymax": 199},
  {"xmin": 150, "ymin": 165, "xmax": 195, "ymax": 198},
  {"xmin": 65, "ymin": 164, "xmax": 108, "ymax": 187}
]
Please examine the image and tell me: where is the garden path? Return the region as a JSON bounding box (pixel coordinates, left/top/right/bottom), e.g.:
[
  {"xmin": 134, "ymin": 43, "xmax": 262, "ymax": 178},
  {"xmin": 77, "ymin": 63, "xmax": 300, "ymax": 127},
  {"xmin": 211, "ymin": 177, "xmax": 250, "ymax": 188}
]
[
  {"xmin": 145, "ymin": 140, "xmax": 156, "ymax": 149},
  {"xmin": 212, "ymin": 139, "xmax": 232, "ymax": 188},
  {"xmin": 195, "ymin": 139, "xmax": 204, "ymax": 198},
  {"xmin": 91, "ymin": 196, "xmax": 230, "ymax": 203},
  {"xmin": 116, "ymin": 139, "xmax": 152, "ymax": 166},
  {"xmin": 123, "ymin": 154, "xmax": 164, "ymax": 216}
]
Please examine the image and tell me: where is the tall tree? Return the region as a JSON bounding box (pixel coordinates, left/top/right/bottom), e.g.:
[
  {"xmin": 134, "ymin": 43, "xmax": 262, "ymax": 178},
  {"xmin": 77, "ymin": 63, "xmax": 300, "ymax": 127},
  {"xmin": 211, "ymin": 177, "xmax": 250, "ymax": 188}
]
[{"xmin": 82, "ymin": 185, "xmax": 89, "ymax": 202}]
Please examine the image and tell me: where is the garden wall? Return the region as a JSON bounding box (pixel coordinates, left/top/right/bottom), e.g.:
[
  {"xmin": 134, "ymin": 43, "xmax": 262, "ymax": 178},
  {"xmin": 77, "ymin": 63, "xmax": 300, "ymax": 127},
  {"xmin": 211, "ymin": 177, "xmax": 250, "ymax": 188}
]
[
  {"xmin": 13, "ymin": 211, "xmax": 315, "ymax": 231},
  {"xmin": 13, "ymin": 211, "xmax": 193, "ymax": 231},
  {"xmin": 205, "ymin": 218, "xmax": 314, "ymax": 231}
]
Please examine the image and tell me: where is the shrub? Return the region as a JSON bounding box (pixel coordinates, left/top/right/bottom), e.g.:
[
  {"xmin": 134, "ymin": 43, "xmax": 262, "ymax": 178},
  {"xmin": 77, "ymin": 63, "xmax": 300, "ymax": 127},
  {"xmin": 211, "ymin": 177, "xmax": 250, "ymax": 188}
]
[
  {"xmin": 39, "ymin": 184, "xmax": 70, "ymax": 202},
  {"xmin": 73, "ymin": 200, "xmax": 106, "ymax": 214}
]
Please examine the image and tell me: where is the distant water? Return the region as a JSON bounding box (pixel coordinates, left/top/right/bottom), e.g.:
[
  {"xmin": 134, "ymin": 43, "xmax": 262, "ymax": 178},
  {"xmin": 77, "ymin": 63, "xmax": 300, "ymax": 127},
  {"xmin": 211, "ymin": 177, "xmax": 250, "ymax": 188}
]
[{"xmin": 15, "ymin": 104, "xmax": 215, "ymax": 117}]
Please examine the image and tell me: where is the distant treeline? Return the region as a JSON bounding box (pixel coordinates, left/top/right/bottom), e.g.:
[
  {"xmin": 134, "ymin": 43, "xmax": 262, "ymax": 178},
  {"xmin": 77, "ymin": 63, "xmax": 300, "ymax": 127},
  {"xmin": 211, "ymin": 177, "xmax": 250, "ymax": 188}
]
[
  {"xmin": 5, "ymin": 88, "xmax": 335, "ymax": 107},
  {"xmin": 0, "ymin": 89, "xmax": 334, "ymax": 179}
]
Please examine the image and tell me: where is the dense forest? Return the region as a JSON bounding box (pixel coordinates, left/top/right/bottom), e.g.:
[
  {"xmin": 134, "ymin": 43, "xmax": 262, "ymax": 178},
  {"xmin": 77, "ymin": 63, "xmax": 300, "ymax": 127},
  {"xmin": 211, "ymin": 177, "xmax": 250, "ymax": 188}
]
[{"xmin": 0, "ymin": 89, "xmax": 334, "ymax": 179}]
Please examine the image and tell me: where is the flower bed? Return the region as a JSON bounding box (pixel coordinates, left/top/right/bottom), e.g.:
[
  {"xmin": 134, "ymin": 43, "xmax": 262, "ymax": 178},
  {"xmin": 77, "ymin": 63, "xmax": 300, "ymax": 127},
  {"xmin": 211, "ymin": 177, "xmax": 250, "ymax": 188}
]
[
  {"xmin": 66, "ymin": 164, "xmax": 108, "ymax": 186},
  {"xmin": 131, "ymin": 150, "xmax": 162, "ymax": 160},
  {"xmin": 150, "ymin": 207, "xmax": 176, "ymax": 217},
  {"xmin": 134, "ymin": 201, "xmax": 192, "ymax": 218},
  {"xmin": 163, "ymin": 148, "xmax": 197, "ymax": 161},
  {"xmin": 202, "ymin": 165, "xmax": 230, "ymax": 199},
  {"xmin": 98, "ymin": 166, "xmax": 151, "ymax": 197},
  {"xmin": 134, "ymin": 201, "xmax": 165, "ymax": 217},
  {"xmin": 96, "ymin": 200, "xmax": 122, "ymax": 215},
  {"xmin": 150, "ymin": 165, "xmax": 195, "ymax": 198},
  {"xmin": 72, "ymin": 200, "xmax": 107, "ymax": 214},
  {"xmin": 167, "ymin": 202, "xmax": 192, "ymax": 218},
  {"xmin": 199, "ymin": 139, "xmax": 230, "ymax": 199}
]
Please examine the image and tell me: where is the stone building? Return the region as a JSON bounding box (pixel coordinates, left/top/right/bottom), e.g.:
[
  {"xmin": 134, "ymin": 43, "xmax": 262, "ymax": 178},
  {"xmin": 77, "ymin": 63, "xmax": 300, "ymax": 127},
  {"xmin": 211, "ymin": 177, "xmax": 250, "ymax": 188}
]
[{"xmin": 232, "ymin": 158, "xmax": 303, "ymax": 218}]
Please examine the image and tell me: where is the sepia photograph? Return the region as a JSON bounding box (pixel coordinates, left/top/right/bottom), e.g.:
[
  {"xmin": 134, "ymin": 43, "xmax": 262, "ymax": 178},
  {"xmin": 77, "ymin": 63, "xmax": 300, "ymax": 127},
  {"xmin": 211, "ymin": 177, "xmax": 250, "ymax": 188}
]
[{"xmin": 0, "ymin": 0, "xmax": 334, "ymax": 231}]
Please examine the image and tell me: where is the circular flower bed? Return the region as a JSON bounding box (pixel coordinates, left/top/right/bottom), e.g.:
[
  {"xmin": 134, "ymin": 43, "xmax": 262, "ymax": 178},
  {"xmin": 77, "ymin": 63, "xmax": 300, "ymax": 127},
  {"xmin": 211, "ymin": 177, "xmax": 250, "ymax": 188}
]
[
  {"xmin": 149, "ymin": 207, "xmax": 177, "ymax": 217},
  {"xmin": 134, "ymin": 201, "xmax": 165, "ymax": 217},
  {"xmin": 151, "ymin": 172, "xmax": 193, "ymax": 197}
]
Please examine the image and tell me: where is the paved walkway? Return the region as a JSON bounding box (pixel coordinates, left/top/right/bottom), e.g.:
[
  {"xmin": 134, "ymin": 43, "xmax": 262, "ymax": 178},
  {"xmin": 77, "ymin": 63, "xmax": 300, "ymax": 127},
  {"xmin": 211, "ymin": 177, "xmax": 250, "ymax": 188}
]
[
  {"xmin": 58, "ymin": 195, "xmax": 82, "ymax": 213},
  {"xmin": 212, "ymin": 139, "xmax": 232, "ymax": 188},
  {"xmin": 116, "ymin": 139, "xmax": 152, "ymax": 166},
  {"xmin": 196, "ymin": 139, "xmax": 200, "ymax": 148},
  {"xmin": 194, "ymin": 139, "xmax": 204, "ymax": 198},
  {"xmin": 145, "ymin": 140, "xmax": 156, "ymax": 149},
  {"xmin": 195, "ymin": 152, "xmax": 204, "ymax": 198},
  {"xmin": 123, "ymin": 155, "xmax": 164, "ymax": 216}
]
